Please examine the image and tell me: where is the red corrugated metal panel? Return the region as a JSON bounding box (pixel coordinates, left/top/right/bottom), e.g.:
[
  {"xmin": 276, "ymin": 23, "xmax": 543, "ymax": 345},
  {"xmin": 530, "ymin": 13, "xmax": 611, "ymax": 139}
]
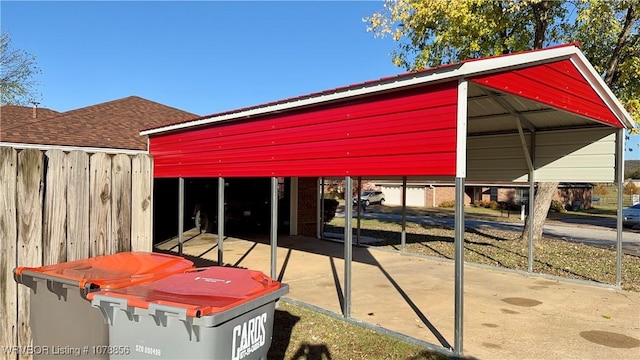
[
  {"xmin": 470, "ymin": 59, "xmax": 623, "ymax": 127},
  {"xmin": 150, "ymin": 82, "xmax": 458, "ymax": 178}
]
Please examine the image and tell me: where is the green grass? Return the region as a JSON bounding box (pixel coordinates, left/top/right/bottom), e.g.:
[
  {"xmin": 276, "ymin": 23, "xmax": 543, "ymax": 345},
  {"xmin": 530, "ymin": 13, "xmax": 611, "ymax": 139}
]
[
  {"xmin": 591, "ymin": 183, "xmax": 637, "ymax": 208},
  {"xmin": 327, "ymin": 209, "xmax": 640, "ymax": 292}
]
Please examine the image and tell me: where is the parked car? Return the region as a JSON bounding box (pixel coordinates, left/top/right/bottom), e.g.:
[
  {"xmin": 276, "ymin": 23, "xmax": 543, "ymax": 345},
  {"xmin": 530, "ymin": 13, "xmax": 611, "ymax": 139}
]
[
  {"xmin": 623, "ymin": 203, "xmax": 640, "ymax": 227},
  {"xmin": 353, "ymin": 190, "xmax": 385, "ymax": 206}
]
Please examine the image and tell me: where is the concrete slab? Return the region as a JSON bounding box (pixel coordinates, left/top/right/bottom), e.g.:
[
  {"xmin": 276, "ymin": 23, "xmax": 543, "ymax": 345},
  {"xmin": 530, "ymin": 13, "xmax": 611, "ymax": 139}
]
[{"xmin": 155, "ymin": 230, "xmax": 640, "ymax": 359}]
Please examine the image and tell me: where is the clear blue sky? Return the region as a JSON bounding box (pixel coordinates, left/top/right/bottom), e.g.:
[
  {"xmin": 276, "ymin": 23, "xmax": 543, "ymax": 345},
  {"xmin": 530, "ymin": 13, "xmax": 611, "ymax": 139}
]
[{"xmin": 2, "ymin": 0, "xmax": 638, "ymax": 159}]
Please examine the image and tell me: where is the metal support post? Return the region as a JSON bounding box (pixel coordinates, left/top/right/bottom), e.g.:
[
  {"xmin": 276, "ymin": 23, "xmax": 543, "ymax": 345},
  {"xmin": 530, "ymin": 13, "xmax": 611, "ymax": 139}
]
[
  {"xmin": 356, "ymin": 176, "xmax": 362, "ymax": 246},
  {"xmin": 454, "ymin": 177, "xmax": 465, "ymax": 355},
  {"xmin": 343, "ymin": 176, "xmax": 353, "ymax": 318},
  {"xmin": 178, "ymin": 177, "xmax": 184, "ymax": 256},
  {"xmin": 271, "ymin": 177, "xmax": 279, "ymax": 280},
  {"xmin": 217, "ymin": 177, "xmax": 225, "ymax": 265},
  {"xmin": 401, "ymin": 176, "xmax": 407, "ymax": 252},
  {"xmin": 616, "ymin": 129, "xmax": 624, "ymax": 287}
]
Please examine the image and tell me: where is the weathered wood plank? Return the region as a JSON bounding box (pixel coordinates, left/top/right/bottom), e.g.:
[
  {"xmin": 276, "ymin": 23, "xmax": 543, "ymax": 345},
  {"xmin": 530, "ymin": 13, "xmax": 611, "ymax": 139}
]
[
  {"xmin": 16, "ymin": 148, "xmax": 44, "ymax": 360},
  {"xmin": 111, "ymin": 154, "xmax": 131, "ymax": 253},
  {"xmin": 43, "ymin": 150, "xmax": 67, "ymax": 265},
  {"xmin": 0, "ymin": 147, "xmax": 18, "ymax": 360},
  {"xmin": 131, "ymin": 154, "xmax": 153, "ymax": 251},
  {"xmin": 89, "ymin": 153, "xmax": 111, "ymax": 257},
  {"xmin": 66, "ymin": 151, "xmax": 90, "ymax": 261}
]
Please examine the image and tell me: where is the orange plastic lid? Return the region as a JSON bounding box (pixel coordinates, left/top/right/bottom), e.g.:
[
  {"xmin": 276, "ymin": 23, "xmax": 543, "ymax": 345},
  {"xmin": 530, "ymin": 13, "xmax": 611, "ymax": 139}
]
[
  {"xmin": 15, "ymin": 252, "xmax": 194, "ymax": 289},
  {"xmin": 87, "ymin": 267, "xmax": 282, "ymax": 317}
]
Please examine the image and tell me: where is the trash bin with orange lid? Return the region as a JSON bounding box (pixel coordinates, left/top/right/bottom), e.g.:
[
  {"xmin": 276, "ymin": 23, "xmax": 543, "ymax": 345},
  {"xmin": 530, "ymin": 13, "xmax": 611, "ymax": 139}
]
[
  {"xmin": 14, "ymin": 252, "xmax": 194, "ymax": 359},
  {"xmin": 88, "ymin": 266, "xmax": 289, "ymax": 360}
]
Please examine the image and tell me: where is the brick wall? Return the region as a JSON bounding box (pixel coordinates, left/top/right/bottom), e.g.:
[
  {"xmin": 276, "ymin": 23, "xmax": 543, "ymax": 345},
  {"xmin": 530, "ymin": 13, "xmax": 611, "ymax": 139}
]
[
  {"xmin": 426, "ymin": 186, "xmax": 472, "ymax": 207},
  {"xmin": 555, "ymin": 187, "xmax": 593, "ymax": 210},
  {"xmin": 297, "ymin": 177, "xmax": 318, "ymax": 237}
]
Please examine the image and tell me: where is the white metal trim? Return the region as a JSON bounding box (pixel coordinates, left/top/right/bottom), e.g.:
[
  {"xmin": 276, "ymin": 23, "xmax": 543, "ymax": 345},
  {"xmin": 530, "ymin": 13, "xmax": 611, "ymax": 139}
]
[
  {"xmin": 456, "ymin": 80, "xmax": 468, "ymax": 178},
  {"xmin": 0, "ymin": 142, "xmax": 148, "ymax": 155}
]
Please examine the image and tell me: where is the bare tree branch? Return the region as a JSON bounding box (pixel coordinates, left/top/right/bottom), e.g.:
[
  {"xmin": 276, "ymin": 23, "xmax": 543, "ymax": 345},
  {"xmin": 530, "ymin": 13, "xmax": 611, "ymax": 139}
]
[{"xmin": 0, "ymin": 31, "xmax": 42, "ymax": 105}]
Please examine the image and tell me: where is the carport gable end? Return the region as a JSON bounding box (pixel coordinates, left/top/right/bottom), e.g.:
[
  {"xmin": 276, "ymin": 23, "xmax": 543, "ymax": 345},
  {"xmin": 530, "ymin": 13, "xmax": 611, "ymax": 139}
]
[{"xmin": 469, "ymin": 59, "xmax": 625, "ymax": 128}]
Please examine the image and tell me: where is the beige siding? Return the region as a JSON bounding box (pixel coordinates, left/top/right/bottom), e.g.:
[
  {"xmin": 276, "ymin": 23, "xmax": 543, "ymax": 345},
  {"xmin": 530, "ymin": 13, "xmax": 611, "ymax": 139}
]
[
  {"xmin": 466, "ymin": 129, "xmax": 617, "ymax": 183},
  {"xmin": 534, "ymin": 129, "xmax": 616, "ymax": 182},
  {"xmin": 467, "ymin": 133, "xmax": 531, "ymax": 182}
]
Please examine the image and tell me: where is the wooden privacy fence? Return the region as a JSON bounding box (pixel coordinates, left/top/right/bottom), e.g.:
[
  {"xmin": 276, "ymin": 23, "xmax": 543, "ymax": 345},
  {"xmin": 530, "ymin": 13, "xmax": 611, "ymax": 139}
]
[{"xmin": 0, "ymin": 147, "xmax": 153, "ymax": 360}]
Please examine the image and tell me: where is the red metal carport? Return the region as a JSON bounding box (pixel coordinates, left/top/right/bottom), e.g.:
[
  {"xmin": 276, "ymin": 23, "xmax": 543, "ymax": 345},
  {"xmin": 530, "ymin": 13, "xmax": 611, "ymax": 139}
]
[{"xmin": 142, "ymin": 44, "xmax": 634, "ymax": 356}]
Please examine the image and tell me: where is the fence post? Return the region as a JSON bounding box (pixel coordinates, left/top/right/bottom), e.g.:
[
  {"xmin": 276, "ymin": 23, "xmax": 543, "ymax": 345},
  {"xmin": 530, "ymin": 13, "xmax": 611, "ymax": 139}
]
[
  {"xmin": 0, "ymin": 147, "xmax": 18, "ymax": 360},
  {"xmin": 16, "ymin": 148, "xmax": 44, "ymax": 358}
]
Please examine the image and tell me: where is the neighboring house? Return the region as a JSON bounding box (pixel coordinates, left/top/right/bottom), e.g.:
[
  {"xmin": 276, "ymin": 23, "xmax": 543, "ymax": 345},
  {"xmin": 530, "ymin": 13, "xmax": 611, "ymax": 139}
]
[
  {"xmin": 373, "ymin": 180, "xmax": 593, "ymax": 210},
  {"xmin": 627, "ymin": 179, "xmax": 640, "ymax": 188},
  {"xmin": 1, "ymin": 96, "xmax": 199, "ymax": 250},
  {"xmin": 1, "ymin": 96, "xmax": 198, "ymax": 151}
]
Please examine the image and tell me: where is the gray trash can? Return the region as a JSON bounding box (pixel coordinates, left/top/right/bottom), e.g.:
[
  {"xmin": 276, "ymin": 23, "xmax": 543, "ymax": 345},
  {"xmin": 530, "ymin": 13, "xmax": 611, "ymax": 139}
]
[
  {"xmin": 88, "ymin": 266, "xmax": 289, "ymax": 359},
  {"xmin": 14, "ymin": 252, "xmax": 194, "ymax": 359}
]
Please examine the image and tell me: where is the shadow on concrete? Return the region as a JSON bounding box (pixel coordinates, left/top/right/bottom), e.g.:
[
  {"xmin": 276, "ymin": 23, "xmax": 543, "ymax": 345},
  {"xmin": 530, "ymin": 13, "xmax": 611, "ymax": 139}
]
[
  {"xmin": 329, "ymin": 256, "xmax": 344, "ymax": 314},
  {"xmin": 157, "ymin": 232, "xmax": 455, "ymax": 352},
  {"xmin": 155, "ymin": 247, "xmax": 219, "ymax": 267},
  {"xmin": 376, "ymin": 263, "xmax": 452, "ymax": 350},
  {"xmin": 222, "ymin": 234, "xmax": 453, "ymax": 350},
  {"xmin": 233, "ymin": 242, "xmax": 259, "ymax": 267}
]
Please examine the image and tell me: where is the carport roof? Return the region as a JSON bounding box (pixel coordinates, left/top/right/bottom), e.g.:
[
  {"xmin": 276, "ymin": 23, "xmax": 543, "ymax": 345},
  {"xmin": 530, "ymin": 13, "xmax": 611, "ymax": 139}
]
[{"xmin": 142, "ymin": 43, "xmax": 634, "ymax": 137}]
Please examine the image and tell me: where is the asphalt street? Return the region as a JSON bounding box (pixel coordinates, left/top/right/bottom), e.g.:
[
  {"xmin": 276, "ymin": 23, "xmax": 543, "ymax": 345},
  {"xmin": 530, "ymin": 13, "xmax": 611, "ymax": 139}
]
[{"xmin": 336, "ymin": 209, "xmax": 640, "ymax": 256}]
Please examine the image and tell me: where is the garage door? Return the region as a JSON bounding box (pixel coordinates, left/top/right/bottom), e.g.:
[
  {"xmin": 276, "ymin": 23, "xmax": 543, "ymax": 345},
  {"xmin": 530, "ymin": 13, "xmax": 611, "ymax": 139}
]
[{"xmin": 379, "ymin": 185, "xmax": 426, "ymax": 207}]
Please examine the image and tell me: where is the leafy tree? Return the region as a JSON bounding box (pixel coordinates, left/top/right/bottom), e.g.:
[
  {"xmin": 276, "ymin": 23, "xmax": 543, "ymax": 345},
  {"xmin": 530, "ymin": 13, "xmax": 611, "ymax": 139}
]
[
  {"xmin": 628, "ymin": 169, "xmax": 640, "ymax": 179},
  {"xmin": 366, "ymin": 0, "xmax": 639, "ymax": 242},
  {"xmin": 0, "ymin": 31, "xmax": 42, "ymax": 105},
  {"xmin": 323, "ymin": 198, "xmax": 339, "ymax": 223}
]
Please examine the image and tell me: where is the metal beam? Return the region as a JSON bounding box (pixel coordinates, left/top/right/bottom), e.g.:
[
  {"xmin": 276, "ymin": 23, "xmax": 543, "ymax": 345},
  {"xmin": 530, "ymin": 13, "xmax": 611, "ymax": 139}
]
[
  {"xmin": 528, "ymin": 143, "xmax": 536, "ymax": 273},
  {"xmin": 178, "ymin": 177, "xmax": 184, "ymax": 256},
  {"xmin": 616, "ymin": 129, "xmax": 624, "ymax": 288},
  {"xmin": 467, "ymin": 107, "xmax": 557, "ymax": 121},
  {"xmin": 217, "ymin": 177, "xmax": 225, "ymax": 265},
  {"xmin": 356, "ymin": 177, "xmax": 362, "ymax": 246},
  {"xmin": 486, "ymin": 91, "xmax": 536, "ymax": 131},
  {"xmin": 318, "ymin": 177, "xmax": 324, "ymax": 239},
  {"xmin": 343, "ymin": 176, "xmax": 353, "ymax": 318},
  {"xmin": 454, "ymin": 79, "xmax": 467, "ymax": 355},
  {"xmin": 271, "ymin": 177, "xmax": 279, "ymax": 280},
  {"xmin": 401, "ymin": 176, "xmax": 407, "ymax": 252},
  {"xmin": 454, "ymin": 177, "xmax": 465, "ymax": 355},
  {"xmin": 516, "ymin": 119, "xmax": 534, "ymax": 173}
]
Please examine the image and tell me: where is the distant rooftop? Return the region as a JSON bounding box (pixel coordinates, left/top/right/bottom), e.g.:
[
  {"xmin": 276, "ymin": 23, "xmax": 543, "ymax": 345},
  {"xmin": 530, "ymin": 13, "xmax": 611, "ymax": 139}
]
[{"xmin": 1, "ymin": 96, "xmax": 198, "ymax": 151}]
